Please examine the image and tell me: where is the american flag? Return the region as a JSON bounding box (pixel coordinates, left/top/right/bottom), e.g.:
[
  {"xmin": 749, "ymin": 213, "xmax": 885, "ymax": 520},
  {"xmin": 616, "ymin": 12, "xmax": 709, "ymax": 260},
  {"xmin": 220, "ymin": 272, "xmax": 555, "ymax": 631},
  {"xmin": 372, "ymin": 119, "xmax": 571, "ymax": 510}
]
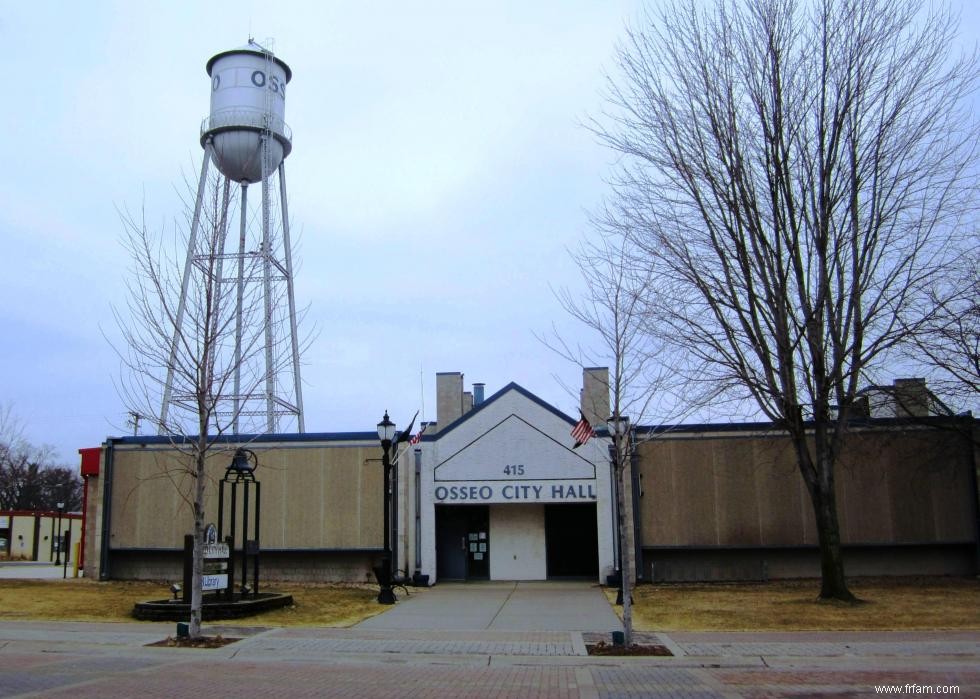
[
  {"xmin": 409, "ymin": 423, "xmax": 427, "ymax": 445},
  {"xmin": 571, "ymin": 413, "xmax": 595, "ymax": 449}
]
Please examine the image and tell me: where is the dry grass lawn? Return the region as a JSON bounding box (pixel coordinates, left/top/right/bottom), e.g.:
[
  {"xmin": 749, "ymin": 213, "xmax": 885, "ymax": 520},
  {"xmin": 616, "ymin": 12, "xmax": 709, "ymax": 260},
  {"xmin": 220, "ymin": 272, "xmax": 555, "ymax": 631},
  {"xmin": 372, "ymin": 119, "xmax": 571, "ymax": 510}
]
[
  {"xmin": 3, "ymin": 577, "xmax": 978, "ymax": 631},
  {"xmin": 606, "ymin": 577, "xmax": 980, "ymax": 631},
  {"xmin": 244, "ymin": 583, "xmax": 389, "ymax": 627},
  {"xmin": 0, "ymin": 579, "xmax": 386, "ymax": 627}
]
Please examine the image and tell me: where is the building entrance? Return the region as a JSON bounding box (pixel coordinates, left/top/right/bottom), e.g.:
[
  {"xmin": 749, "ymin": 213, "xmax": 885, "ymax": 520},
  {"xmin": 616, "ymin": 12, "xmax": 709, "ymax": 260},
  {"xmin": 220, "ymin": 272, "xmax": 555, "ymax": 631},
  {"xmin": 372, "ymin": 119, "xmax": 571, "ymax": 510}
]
[
  {"xmin": 545, "ymin": 503, "xmax": 599, "ymax": 578},
  {"xmin": 435, "ymin": 505, "xmax": 490, "ymax": 581}
]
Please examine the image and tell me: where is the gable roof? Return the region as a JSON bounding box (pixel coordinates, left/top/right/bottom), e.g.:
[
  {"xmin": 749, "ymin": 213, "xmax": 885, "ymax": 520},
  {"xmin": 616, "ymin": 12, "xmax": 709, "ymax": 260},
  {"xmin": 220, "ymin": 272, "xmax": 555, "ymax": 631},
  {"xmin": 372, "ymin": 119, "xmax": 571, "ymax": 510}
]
[{"xmin": 423, "ymin": 381, "xmax": 577, "ymax": 440}]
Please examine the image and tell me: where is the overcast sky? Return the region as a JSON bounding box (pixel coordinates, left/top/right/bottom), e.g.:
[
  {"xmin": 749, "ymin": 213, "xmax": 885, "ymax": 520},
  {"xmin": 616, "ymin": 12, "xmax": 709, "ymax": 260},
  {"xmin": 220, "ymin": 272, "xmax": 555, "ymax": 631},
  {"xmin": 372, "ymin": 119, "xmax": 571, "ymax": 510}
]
[{"xmin": 2, "ymin": 2, "xmax": 977, "ymax": 465}]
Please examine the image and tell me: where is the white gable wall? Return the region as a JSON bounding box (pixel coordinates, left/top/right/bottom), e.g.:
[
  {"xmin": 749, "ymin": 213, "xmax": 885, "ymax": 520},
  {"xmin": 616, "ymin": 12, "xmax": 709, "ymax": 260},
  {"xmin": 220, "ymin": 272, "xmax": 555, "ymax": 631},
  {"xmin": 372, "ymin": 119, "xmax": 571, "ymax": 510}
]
[{"xmin": 418, "ymin": 386, "xmax": 614, "ymax": 583}]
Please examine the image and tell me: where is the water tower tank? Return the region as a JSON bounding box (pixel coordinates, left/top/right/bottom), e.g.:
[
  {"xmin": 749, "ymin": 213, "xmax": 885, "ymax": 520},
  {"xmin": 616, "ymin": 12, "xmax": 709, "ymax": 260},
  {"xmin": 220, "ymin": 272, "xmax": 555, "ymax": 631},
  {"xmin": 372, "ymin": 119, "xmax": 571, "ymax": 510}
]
[{"xmin": 202, "ymin": 42, "xmax": 292, "ymax": 184}]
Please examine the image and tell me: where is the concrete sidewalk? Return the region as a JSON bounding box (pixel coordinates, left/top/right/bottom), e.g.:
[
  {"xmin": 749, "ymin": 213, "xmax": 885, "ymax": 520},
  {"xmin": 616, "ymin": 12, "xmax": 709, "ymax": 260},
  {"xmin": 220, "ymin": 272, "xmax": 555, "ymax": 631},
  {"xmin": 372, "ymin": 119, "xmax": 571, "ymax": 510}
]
[
  {"xmin": 355, "ymin": 580, "xmax": 622, "ymax": 632},
  {"xmin": 0, "ymin": 562, "xmax": 81, "ymax": 580},
  {"xmin": 0, "ymin": 620, "xmax": 977, "ymax": 697}
]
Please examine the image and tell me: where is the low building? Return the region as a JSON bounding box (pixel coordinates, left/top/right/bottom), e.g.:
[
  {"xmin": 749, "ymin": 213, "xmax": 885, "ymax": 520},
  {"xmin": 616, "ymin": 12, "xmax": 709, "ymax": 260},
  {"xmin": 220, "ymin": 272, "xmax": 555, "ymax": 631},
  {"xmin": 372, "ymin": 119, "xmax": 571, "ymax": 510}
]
[
  {"xmin": 0, "ymin": 510, "xmax": 83, "ymax": 564},
  {"xmin": 80, "ymin": 371, "xmax": 980, "ymax": 584},
  {"xmin": 854, "ymin": 377, "xmax": 954, "ymax": 418}
]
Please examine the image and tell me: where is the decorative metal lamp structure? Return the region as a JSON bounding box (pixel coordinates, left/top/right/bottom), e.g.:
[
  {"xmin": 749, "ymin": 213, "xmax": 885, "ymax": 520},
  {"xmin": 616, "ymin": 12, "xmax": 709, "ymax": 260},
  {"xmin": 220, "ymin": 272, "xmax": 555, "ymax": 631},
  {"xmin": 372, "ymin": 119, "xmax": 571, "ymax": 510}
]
[{"xmin": 218, "ymin": 447, "xmax": 261, "ymax": 598}]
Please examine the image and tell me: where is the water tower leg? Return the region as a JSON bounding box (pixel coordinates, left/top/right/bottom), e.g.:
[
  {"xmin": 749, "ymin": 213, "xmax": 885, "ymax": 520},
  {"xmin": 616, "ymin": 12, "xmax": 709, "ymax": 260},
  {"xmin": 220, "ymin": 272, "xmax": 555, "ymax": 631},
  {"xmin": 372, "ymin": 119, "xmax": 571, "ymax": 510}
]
[
  {"xmin": 160, "ymin": 141, "xmax": 214, "ymax": 433},
  {"xmin": 260, "ymin": 133, "xmax": 275, "ymax": 433},
  {"xmin": 278, "ymin": 163, "xmax": 305, "ymax": 432},
  {"xmin": 211, "ymin": 178, "xmax": 232, "ymax": 344},
  {"xmin": 233, "ymin": 183, "xmax": 248, "ymax": 435}
]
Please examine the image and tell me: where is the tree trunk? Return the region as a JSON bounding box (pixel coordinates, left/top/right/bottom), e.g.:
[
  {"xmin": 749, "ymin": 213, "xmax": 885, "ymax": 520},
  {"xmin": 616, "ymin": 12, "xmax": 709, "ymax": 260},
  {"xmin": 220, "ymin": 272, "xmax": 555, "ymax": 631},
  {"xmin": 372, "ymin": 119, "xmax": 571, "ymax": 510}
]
[
  {"xmin": 189, "ymin": 447, "xmax": 207, "ymax": 637},
  {"xmin": 788, "ymin": 419, "xmax": 856, "ymax": 603},
  {"xmin": 189, "ymin": 516, "xmax": 203, "ymax": 637},
  {"xmin": 808, "ymin": 488, "xmax": 854, "ymax": 600},
  {"xmin": 805, "ymin": 449, "xmax": 855, "ymax": 602},
  {"xmin": 616, "ymin": 457, "xmax": 634, "ymax": 646}
]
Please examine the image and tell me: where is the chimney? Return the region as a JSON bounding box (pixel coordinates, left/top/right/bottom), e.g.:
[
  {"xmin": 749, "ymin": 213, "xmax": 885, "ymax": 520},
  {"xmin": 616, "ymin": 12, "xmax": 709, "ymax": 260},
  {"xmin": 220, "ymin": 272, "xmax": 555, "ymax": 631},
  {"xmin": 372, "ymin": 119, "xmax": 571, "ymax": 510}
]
[
  {"xmin": 473, "ymin": 383, "xmax": 485, "ymax": 406},
  {"xmin": 580, "ymin": 367, "xmax": 610, "ymax": 430},
  {"xmin": 850, "ymin": 395, "xmax": 870, "ymax": 418},
  {"xmin": 893, "ymin": 378, "xmax": 929, "ymax": 417},
  {"xmin": 463, "ymin": 391, "xmax": 473, "ymax": 415},
  {"xmin": 436, "ymin": 372, "xmax": 464, "ymax": 431}
]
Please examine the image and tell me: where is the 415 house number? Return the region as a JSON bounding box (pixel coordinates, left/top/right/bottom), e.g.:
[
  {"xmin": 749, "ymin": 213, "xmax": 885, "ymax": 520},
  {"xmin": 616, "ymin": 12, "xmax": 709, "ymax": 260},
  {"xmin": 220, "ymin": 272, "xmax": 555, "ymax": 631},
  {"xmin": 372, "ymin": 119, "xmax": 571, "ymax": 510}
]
[{"xmin": 503, "ymin": 464, "xmax": 525, "ymax": 476}]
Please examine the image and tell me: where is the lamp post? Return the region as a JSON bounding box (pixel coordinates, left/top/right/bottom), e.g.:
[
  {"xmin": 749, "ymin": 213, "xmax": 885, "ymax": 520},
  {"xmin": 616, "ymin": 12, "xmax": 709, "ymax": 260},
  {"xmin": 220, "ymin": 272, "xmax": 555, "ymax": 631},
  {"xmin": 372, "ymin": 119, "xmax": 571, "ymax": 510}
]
[
  {"xmin": 376, "ymin": 410, "xmax": 397, "ymax": 604},
  {"xmin": 54, "ymin": 502, "xmax": 65, "ymax": 566},
  {"xmin": 607, "ymin": 415, "xmax": 629, "ymax": 609}
]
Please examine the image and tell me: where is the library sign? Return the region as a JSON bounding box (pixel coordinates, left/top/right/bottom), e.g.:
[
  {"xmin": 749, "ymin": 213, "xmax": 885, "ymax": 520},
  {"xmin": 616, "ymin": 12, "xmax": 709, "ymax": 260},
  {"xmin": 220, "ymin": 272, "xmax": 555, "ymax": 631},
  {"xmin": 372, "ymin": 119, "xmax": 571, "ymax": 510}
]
[{"xmin": 202, "ymin": 541, "xmax": 230, "ymax": 591}]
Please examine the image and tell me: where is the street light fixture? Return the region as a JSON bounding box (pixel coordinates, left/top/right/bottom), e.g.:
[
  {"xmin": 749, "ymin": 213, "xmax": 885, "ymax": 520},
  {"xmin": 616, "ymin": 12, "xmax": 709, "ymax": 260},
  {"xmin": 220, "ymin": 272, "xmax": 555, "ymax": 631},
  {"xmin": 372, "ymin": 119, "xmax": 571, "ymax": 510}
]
[
  {"xmin": 606, "ymin": 415, "xmax": 630, "ymax": 606},
  {"xmin": 375, "ymin": 411, "xmax": 397, "ymax": 604},
  {"xmin": 54, "ymin": 502, "xmax": 65, "ymax": 566}
]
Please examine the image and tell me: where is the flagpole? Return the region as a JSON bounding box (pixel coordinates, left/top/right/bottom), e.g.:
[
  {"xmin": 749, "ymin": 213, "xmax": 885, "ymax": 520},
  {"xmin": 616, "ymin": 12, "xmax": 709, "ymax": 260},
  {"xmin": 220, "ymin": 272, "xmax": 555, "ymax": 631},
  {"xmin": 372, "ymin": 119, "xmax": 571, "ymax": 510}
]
[{"xmin": 419, "ymin": 362, "xmax": 425, "ymax": 424}]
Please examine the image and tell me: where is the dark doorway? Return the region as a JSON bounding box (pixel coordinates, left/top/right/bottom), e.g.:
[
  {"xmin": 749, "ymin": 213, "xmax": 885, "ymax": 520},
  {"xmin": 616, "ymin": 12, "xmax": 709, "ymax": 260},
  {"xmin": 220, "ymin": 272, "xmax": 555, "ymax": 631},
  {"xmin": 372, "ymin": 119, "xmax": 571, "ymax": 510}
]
[
  {"xmin": 436, "ymin": 505, "xmax": 490, "ymax": 581},
  {"xmin": 545, "ymin": 503, "xmax": 599, "ymax": 578}
]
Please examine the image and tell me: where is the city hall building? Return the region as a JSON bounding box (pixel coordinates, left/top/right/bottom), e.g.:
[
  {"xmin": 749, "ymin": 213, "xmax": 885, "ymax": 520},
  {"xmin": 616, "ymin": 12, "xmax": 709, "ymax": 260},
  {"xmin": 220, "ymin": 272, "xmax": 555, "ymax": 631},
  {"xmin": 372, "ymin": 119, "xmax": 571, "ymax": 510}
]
[{"xmin": 80, "ymin": 370, "xmax": 980, "ymax": 585}]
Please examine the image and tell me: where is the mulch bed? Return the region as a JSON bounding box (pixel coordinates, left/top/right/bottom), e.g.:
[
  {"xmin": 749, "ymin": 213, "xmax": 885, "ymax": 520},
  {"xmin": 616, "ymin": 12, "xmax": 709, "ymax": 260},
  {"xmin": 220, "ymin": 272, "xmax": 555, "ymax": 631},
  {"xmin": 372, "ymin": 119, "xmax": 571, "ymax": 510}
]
[
  {"xmin": 587, "ymin": 640, "xmax": 673, "ymax": 656},
  {"xmin": 146, "ymin": 635, "xmax": 240, "ymax": 649}
]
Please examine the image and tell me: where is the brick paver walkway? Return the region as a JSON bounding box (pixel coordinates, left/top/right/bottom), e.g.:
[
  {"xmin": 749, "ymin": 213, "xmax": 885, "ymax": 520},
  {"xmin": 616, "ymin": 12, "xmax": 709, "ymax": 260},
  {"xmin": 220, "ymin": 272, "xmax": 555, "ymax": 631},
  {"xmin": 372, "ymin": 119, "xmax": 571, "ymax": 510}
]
[
  {"xmin": 1, "ymin": 622, "xmax": 977, "ymax": 697},
  {"xmin": 679, "ymin": 639, "xmax": 980, "ymax": 656},
  {"xmin": 238, "ymin": 633, "xmax": 581, "ymax": 657}
]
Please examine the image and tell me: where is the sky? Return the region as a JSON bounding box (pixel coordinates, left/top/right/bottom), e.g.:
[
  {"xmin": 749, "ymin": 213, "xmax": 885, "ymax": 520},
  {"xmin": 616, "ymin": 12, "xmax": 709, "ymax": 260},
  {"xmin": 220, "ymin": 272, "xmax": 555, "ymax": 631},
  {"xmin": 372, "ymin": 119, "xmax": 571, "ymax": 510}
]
[
  {"xmin": 1, "ymin": 1, "xmax": 977, "ymax": 466},
  {"xmin": 1, "ymin": 1, "xmax": 644, "ymax": 462}
]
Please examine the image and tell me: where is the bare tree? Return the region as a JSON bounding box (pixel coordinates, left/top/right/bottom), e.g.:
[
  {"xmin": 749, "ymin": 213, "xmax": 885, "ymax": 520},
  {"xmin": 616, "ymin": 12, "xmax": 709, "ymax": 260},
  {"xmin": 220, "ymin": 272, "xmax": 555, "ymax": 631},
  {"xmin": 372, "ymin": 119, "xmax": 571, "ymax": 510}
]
[
  {"xmin": 550, "ymin": 234, "xmax": 668, "ymax": 423},
  {"xmin": 545, "ymin": 232, "xmax": 695, "ymax": 646},
  {"xmin": 112, "ymin": 169, "xmax": 294, "ymax": 637},
  {"xmin": 908, "ymin": 253, "xmax": 979, "ymax": 411},
  {"xmin": 596, "ymin": 0, "xmax": 978, "ymax": 600},
  {"xmin": 545, "ymin": 235, "xmax": 654, "ymax": 647},
  {"xmin": 0, "ymin": 406, "xmax": 81, "ymax": 512}
]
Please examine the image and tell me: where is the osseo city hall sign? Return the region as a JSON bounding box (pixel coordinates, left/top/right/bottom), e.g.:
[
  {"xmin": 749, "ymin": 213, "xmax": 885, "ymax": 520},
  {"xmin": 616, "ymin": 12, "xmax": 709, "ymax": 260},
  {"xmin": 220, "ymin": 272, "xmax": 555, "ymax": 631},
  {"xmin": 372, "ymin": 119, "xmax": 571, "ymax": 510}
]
[{"xmin": 434, "ymin": 481, "xmax": 598, "ymax": 503}]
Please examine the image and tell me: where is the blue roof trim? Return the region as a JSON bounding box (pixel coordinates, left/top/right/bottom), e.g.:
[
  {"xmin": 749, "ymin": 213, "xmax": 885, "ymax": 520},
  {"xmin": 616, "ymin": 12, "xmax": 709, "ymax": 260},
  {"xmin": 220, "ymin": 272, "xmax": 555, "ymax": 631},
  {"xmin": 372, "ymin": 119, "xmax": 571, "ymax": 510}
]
[
  {"xmin": 110, "ymin": 431, "xmax": 378, "ymax": 447},
  {"xmin": 631, "ymin": 413, "xmax": 976, "ymax": 436},
  {"xmin": 422, "ymin": 382, "xmax": 577, "ymax": 441},
  {"xmin": 105, "ymin": 412, "xmax": 974, "ymax": 448}
]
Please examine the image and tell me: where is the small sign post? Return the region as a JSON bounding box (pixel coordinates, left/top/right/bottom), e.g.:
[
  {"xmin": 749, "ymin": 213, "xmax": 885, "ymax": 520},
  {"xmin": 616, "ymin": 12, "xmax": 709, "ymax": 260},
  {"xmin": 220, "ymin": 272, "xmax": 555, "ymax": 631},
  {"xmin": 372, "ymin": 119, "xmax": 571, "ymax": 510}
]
[
  {"xmin": 62, "ymin": 531, "xmax": 70, "ymax": 579},
  {"xmin": 202, "ymin": 540, "xmax": 230, "ymax": 592},
  {"xmin": 183, "ymin": 525, "xmax": 232, "ymax": 602}
]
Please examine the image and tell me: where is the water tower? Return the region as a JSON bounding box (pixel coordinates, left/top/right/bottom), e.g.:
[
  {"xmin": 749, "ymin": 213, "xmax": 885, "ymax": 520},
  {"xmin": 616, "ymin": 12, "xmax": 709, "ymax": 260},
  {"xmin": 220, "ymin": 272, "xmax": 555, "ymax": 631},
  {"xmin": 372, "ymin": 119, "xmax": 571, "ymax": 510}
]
[{"xmin": 160, "ymin": 40, "xmax": 305, "ymax": 434}]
